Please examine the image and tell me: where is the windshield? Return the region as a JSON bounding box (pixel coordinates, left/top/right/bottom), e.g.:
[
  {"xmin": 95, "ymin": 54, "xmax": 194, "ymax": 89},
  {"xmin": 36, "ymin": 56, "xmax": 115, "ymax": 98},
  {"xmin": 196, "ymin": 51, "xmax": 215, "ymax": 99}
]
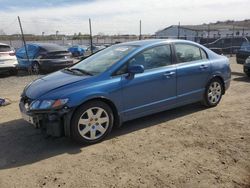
[
  {"xmin": 240, "ymin": 42, "xmax": 250, "ymax": 52},
  {"xmin": 72, "ymin": 45, "xmax": 137, "ymax": 75},
  {"xmin": 0, "ymin": 45, "xmax": 11, "ymax": 52}
]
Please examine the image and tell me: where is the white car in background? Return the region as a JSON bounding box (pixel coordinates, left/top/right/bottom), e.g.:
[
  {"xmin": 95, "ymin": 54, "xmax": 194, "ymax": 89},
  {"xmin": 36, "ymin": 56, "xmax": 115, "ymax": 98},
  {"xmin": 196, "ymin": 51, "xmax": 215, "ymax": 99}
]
[{"xmin": 0, "ymin": 43, "xmax": 18, "ymax": 75}]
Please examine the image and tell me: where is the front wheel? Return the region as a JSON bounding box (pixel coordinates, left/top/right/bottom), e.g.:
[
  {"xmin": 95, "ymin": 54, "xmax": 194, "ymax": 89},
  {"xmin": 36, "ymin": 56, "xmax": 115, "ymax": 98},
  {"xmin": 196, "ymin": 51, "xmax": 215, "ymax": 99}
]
[
  {"xmin": 71, "ymin": 101, "xmax": 114, "ymax": 144},
  {"xmin": 203, "ymin": 78, "xmax": 223, "ymax": 107}
]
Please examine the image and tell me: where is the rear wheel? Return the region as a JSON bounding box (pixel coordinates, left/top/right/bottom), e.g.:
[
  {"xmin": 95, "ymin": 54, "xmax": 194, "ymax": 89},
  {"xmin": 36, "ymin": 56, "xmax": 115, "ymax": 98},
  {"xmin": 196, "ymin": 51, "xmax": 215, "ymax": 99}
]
[
  {"xmin": 203, "ymin": 78, "xmax": 223, "ymax": 107},
  {"xmin": 71, "ymin": 101, "xmax": 114, "ymax": 144}
]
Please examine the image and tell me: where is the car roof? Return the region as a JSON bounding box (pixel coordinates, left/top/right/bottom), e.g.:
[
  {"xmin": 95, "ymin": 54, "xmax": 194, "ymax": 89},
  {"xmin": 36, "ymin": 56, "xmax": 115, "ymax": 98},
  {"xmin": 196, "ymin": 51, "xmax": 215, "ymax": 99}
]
[
  {"xmin": 28, "ymin": 43, "xmax": 67, "ymax": 52},
  {"xmin": 116, "ymin": 39, "xmax": 198, "ymax": 47}
]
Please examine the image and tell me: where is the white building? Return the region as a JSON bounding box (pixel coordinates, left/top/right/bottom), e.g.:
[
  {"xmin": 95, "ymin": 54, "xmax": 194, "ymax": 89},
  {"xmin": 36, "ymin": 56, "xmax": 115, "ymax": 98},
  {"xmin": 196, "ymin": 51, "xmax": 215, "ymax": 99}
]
[{"xmin": 155, "ymin": 25, "xmax": 250, "ymax": 42}]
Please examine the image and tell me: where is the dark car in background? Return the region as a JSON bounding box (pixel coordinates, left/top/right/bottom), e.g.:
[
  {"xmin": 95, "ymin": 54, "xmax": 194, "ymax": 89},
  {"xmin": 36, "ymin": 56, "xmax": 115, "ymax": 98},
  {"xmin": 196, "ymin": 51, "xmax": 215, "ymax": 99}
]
[
  {"xmin": 243, "ymin": 57, "xmax": 250, "ymax": 77},
  {"xmin": 236, "ymin": 42, "xmax": 250, "ymax": 64},
  {"xmin": 204, "ymin": 37, "xmax": 249, "ymax": 54},
  {"xmin": 16, "ymin": 43, "xmax": 74, "ymax": 74}
]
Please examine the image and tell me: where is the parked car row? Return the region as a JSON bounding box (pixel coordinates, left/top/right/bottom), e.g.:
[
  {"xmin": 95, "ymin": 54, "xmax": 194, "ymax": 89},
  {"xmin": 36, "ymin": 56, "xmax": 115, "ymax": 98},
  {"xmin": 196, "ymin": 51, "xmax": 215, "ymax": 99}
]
[{"xmin": 0, "ymin": 43, "xmax": 107, "ymax": 75}]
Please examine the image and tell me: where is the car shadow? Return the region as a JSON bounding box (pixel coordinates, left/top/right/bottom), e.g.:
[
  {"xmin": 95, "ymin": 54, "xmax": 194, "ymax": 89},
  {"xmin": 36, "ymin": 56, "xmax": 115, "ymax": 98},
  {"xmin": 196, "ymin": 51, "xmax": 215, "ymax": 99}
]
[
  {"xmin": 0, "ymin": 73, "xmax": 12, "ymax": 78},
  {"xmin": 231, "ymin": 71, "xmax": 245, "ymax": 77},
  {"xmin": 233, "ymin": 76, "xmax": 250, "ymax": 82},
  {"xmin": 0, "ymin": 102, "xmax": 206, "ymax": 170},
  {"xmin": 231, "ymin": 71, "xmax": 250, "ymax": 83}
]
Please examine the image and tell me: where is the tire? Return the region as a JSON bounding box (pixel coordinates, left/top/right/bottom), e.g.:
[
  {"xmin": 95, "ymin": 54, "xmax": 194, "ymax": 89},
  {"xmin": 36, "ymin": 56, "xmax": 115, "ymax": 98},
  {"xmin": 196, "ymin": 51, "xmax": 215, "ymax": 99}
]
[
  {"xmin": 9, "ymin": 68, "xmax": 18, "ymax": 76},
  {"xmin": 203, "ymin": 78, "xmax": 223, "ymax": 107},
  {"xmin": 71, "ymin": 101, "xmax": 114, "ymax": 144},
  {"xmin": 31, "ymin": 62, "xmax": 40, "ymax": 74}
]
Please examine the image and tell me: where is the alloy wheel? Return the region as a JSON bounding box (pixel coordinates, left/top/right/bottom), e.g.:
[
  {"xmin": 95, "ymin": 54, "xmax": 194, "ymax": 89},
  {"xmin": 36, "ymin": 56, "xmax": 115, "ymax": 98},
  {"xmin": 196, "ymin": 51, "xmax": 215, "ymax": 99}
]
[
  {"xmin": 77, "ymin": 107, "xmax": 110, "ymax": 140},
  {"xmin": 207, "ymin": 81, "xmax": 222, "ymax": 104}
]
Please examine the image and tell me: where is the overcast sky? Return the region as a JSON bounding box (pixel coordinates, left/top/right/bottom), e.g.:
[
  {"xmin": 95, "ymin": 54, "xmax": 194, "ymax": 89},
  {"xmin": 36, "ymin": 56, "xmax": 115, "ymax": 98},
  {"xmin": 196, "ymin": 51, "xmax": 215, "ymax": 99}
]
[{"xmin": 0, "ymin": 0, "xmax": 249, "ymax": 35}]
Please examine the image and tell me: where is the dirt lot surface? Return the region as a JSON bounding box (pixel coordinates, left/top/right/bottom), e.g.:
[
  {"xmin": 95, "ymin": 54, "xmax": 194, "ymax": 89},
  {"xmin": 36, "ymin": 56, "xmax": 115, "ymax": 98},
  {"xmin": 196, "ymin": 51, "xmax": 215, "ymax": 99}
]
[{"xmin": 0, "ymin": 57, "xmax": 249, "ymax": 188}]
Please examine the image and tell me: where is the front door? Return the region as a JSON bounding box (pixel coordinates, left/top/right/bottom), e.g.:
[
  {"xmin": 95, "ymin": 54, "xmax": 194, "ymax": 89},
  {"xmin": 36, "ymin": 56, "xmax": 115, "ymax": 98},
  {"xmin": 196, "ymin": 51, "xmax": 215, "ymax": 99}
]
[{"xmin": 120, "ymin": 44, "xmax": 177, "ymax": 121}]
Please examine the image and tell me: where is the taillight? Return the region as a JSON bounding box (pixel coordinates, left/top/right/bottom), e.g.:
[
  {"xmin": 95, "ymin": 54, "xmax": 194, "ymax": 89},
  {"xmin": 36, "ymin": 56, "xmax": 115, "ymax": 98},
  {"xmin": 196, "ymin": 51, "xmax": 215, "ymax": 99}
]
[{"xmin": 9, "ymin": 52, "xmax": 15, "ymax": 56}]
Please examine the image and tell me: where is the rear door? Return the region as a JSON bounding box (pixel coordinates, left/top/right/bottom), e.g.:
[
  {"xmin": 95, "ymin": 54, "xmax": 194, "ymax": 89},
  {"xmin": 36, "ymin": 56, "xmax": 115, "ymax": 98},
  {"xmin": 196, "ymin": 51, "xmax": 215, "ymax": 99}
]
[{"xmin": 174, "ymin": 43, "xmax": 211, "ymax": 103}]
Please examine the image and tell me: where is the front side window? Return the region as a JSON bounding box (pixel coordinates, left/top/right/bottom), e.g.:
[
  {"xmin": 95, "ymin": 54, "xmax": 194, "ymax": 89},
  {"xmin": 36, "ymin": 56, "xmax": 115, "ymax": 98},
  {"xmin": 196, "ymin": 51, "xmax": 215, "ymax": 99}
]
[
  {"xmin": 175, "ymin": 44, "xmax": 207, "ymax": 63},
  {"xmin": 129, "ymin": 45, "xmax": 172, "ymax": 70},
  {"xmin": 72, "ymin": 45, "xmax": 137, "ymax": 75}
]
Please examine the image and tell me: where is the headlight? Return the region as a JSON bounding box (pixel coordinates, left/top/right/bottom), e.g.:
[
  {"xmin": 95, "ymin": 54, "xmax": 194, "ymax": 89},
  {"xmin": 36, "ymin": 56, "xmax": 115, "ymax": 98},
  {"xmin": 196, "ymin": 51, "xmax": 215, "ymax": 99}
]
[{"xmin": 30, "ymin": 98, "xmax": 68, "ymax": 110}]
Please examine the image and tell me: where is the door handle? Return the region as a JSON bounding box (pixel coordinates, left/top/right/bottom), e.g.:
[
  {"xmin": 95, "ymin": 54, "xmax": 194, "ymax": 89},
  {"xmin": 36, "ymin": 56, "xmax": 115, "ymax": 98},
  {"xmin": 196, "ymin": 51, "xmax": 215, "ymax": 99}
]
[
  {"xmin": 199, "ymin": 64, "xmax": 208, "ymax": 69},
  {"xmin": 163, "ymin": 71, "xmax": 175, "ymax": 78}
]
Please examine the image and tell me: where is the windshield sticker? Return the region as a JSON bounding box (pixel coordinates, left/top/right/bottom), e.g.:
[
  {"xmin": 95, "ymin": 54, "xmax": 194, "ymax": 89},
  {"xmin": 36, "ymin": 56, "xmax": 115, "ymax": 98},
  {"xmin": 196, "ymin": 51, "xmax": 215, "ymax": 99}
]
[{"xmin": 115, "ymin": 47, "xmax": 129, "ymax": 52}]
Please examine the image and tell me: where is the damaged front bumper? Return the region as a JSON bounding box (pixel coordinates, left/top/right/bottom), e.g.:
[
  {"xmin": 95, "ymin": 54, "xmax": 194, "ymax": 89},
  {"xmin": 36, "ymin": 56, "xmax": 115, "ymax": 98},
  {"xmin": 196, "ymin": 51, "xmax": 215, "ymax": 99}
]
[{"xmin": 19, "ymin": 98, "xmax": 74, "ymax": 137}]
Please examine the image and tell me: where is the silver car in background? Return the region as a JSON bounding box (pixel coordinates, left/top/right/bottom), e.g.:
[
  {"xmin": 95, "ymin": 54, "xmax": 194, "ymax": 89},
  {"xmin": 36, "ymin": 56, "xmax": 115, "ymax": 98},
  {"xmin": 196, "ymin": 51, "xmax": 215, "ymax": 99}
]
[{"xmin": 0, "ymin": 43, "xmax": 18, "ymax": 75}]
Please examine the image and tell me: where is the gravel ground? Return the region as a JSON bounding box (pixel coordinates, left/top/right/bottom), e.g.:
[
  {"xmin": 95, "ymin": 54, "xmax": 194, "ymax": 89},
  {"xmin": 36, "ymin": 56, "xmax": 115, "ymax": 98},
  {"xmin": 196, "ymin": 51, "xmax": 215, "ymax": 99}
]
[{"xmin": 0, "ymin": 57, "xmax": 249, "ymax": 188}]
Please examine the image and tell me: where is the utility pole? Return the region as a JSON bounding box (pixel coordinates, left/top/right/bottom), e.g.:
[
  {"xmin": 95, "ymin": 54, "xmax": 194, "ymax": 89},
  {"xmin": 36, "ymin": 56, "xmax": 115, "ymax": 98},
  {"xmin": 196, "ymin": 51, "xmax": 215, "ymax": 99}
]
[
  {"xmin": 206, "ymin": 24, "xmax": 210, "ymax": 44},
  {"xmin": 17, "ymin": 16, "xmax": 29, "ymax": 64},
  {"xmin": 230, "ymin": 25, "xmax": 235, "ymax": 57},
  {"xmin": 207, "ymin": 25, "xmax": 210, "ymax": 38},
  {"xmin": 89, "ymin": 18, "xmax": 93, "ymax": 54},
  {"xmin": 177, "ymin": 22, "xmax": 180, "ymax": 39},
  {"xmin": 242, "ymin": 21, "xmax": 245, "ymax": 36},
  {"xmin": 139, "ymin": 20, "xmax": 142, "ymax": 40},
  {"xmin": 56, "ymin": 30, "xmax": 59, "ymax": 40}
]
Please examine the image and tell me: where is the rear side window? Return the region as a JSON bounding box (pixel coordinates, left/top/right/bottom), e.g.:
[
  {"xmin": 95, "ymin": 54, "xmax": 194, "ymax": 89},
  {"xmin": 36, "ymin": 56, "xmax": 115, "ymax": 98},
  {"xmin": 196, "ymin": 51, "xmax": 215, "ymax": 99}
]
[
  {"xmin": 0, "ymin": 45, "xmax": 11, "ymax": 52},
  {"xmin": 175, "ymin": 44, "xmax": 207, "ymax": 63}
]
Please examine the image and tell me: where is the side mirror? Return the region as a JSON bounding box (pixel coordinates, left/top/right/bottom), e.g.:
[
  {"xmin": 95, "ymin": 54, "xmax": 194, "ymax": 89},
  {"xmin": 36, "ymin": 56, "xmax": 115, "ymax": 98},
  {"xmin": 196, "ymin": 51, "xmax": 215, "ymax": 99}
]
[{"xmin": 128, "ymin": 64, "xmax": 144, "ymax": 75}]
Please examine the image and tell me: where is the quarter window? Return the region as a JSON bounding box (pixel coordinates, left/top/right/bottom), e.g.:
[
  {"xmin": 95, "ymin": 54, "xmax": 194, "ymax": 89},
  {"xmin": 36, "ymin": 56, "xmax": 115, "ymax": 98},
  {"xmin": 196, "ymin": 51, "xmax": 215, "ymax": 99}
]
[
  {"xmin": 175, "ymin": 44, "xmax": 207, "ymax": 63},
  {"xmin": 200, "ymin": 49, "xmax": 207, "ymax": 59}
]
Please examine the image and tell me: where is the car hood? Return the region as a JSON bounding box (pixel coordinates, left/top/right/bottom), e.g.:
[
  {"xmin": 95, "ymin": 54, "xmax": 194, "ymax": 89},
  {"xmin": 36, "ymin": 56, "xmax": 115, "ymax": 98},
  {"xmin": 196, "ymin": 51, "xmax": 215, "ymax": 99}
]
[{"xmin": 24, "ymin": 70, "xmax": 90, "ymax": 99}]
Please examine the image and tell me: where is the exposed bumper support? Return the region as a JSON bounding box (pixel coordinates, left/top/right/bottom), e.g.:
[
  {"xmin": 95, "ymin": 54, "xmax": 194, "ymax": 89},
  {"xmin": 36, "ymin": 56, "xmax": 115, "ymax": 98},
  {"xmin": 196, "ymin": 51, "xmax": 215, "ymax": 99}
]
[{"xmin": 19, "ymin": 100, "xmax": 74, "ymax": 137}]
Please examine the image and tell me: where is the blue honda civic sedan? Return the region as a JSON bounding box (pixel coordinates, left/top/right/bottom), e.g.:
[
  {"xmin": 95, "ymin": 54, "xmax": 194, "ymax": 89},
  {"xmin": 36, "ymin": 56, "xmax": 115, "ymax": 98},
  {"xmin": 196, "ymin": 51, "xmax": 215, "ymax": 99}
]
[{"xmin": 19, "ymin": 39, "xmax": 231, "ymax": 144}]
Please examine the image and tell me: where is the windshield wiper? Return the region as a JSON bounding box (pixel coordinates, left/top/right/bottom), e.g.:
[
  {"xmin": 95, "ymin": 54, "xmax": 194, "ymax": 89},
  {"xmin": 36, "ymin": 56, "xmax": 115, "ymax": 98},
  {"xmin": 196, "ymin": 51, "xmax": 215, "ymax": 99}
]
[
  {"xmin": 69, "ymin": 68, "xmax": 93, "ymax": 76},
  {"xmin": 64, "ymin": 68, "xmax": 76, "ymax": 73}
]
